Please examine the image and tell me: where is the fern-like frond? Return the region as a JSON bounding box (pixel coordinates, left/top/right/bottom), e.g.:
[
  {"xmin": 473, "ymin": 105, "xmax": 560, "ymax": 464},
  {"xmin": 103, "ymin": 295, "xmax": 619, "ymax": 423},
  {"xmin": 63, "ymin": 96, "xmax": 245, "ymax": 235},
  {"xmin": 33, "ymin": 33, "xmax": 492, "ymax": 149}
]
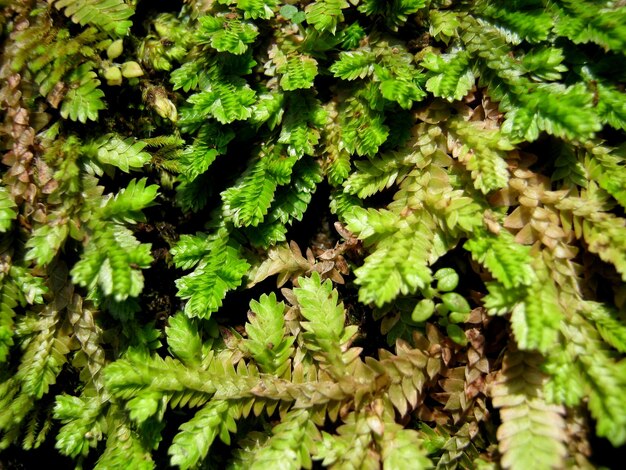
[
  {"xmin": 464, "ymin": 229, "xmax": 536, "ymax": 290},
  {"xmin": 94, "ymin": 408, "xmax": 154, "ymax": 469},
  {"xmin": 169, "ymin": 400, "xmax": 240, "ymax": 469},
  {"xmin": 60, "ymin": 63, "xmax": 106, "ymax": 123},
  {"xmin": 358, "ymin": 0, "xmax": 427, "ymax": 30},
  {"xmin": 166, "ymin": 312, "xmax": 204, "ymax": 368},
  {"xmin": 186, "ymin": 78, "xmax": 256, "ymax": 124},
  {"xmin": 340, "ymin": 96, "xmax": 389, "ymax": 157},
  {"xmin": 330, "ymin": 49, "xmax": 376, "ymax": 80},
  {"xmin": 583, "ymin": 301, "xmax": 626, "ymax": 354},
  {"xmin": 85, "ymin": 134, "xmax": 151, "ymax": 173},
  {"xmin": 100, "ymin": 178, "xmax": 159, "ymax": 224},
  {"xmin": 180, "ymin": 124, "xmax": 235, "ymax": 181},
  {"xmin": 247, "ymin": 409, "xmax": 319, "ymax": 469},
  {"xmin": 50, "ymin": 0, "xmax": 134, "ymax": 37},
  {"xmin": 0, "ymin": 279, "xmax": 19, "ymax": 363},
  {"xmin": 245, "ymin": 158, "xmax": 322, "ymax": 248},
  {"xmin": 305, "ymin": 0, "xmax": 349, "ymax": 33},
  {"xmin": 293, "ymin": 272, "xmax": 360, "ymax": 373},
  {"xmin": 491, "ymin": 350, "xmax": 567, "ymax": 470},
  {"xmin": 346, "ymin": 211, "xmax": 434, "ymax": 306},
  {"xmin": 278, "ymin": 94, "xmax": 326, "ymax": 158},
  {"xmin": 244, "ymin": 293, "xmax": 294, "ymax": 376},
  {"xmin": 25, "ymin": 220, "xmax": 69, "ymax": 267},
  {"xmin": 511, "ymin": 273, "xmax": 562, "ymax": 353},
  {"xmin": 237, "ymin": 0, "xmax": 278, "ymax": 20},
  {"xmin": 277, "ymin": 54, "xmax": 319, "ymax": 91},
  {"xmin": 422, "ymin": 51, "xmax": 475, "ymax": 102},
  {"xmin": 0, "ymin": 186, "xmax": 16, "ymax": 232},
  {"xmin": 71, "ymin": 225, "xmax": 153, "ymax": 301},
  {"xmin": 447, "ymin": 119, "xmax": 511, "ymax": 194},
  {"xmin": 222, "ymin": 146, "xmax": 296, "ymax": 227},
  {"xmin": 175, "ymin": 237, "xmax": 250, "ymax": 319},
  {"xmin": 585, "ymin": 143, "xmax": 626, "ymax": 209},
  {"xmin": 16, "ymin": 305, "xmax": 71, "ymax": 399},
  {"xmin": 195, "ymin": 14, "xmax": 258, "ymax": 55},
  {"xmin": 54, "ymin": 394, "xmax": 105, "ymax": 458},
  {"xmin": 343, "ymin": 150, "xmax": 413, "ymax": 199}
]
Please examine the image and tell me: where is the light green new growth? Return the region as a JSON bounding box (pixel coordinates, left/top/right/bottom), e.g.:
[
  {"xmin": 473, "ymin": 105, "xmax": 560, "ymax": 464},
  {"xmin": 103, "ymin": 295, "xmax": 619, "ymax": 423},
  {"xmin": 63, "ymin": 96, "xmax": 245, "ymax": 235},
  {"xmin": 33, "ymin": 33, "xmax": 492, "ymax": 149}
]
[{"xmin": 1, "ymin": 0, "xmax": 626, "ymax": 468}]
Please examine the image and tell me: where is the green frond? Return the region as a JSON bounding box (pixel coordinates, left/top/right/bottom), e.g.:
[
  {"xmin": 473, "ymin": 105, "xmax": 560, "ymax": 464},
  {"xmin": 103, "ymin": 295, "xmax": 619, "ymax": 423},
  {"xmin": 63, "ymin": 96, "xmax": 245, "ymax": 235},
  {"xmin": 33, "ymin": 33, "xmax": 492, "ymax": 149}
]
[
  {"xmin": 166, "ymin": 312, "xmax": 204, "ymax": 368},
  {"xmin": 428, "ymin": 10, "xmax": 461, "ymax": 44},
  {"xmin": 222, "ymin": 147, "xmax": 296, "ymax": 227},
  {"xmin": 245, "ymin": 158, "xmax": 322, "ymax": 248},
  {"xmin": 16, "ymin": 306, "xmax": 71, "ymax": 399},
  {"xmin": 60, "ymin": 63, "xmax": 106, "ymax": 123},
  {"xmin": 175, "ymin": 237, "xmax": 250, "ymax": 319},
  {"xmin": 561, "ymin": 314, "xmax": 626, "ymax": 446},
  {"xmin": 293, "ymin": 272, "xmax": 359, "ymax": 372},
  {"xmin": 71, "ymin": 226, "xmax": 153, "ymax": 301},
  {"xmin": 51, "ymin": 0, "xmax": 134, "ymax": 37},
  {"xmin": 343, "ymin": 206, "xmax": 401, "ymax": 244},
  {"xmin": 378, "ymin": 76, "xmax": 426, "ymax": 110},
  {"xmin": 491, "ymin": 350, "xmax": 567, "ymax": 470},
  {"xmin": 594, "ymin": 80, "xmax": 626, "ymax": 131},
  {"xmin": 244, "ymin": 293, "xmax": 294, "ymax": 376},
  {"xmin": 340, "ymin": 97, "xmax": 389, "ymax": 157},
  {"xmin": 195, "ymin": 15, "xmax": 259, "ymax": 55},
  {"xmin": 8, "ymin": 266, "xmax": 47, "ymax": 306},
  {"xmin": 0, "ymin": 186, "xmax": 16, "ymax": 232},
  {"xmin": 25, "ymin": 222, "xmax": 69, "ymax": 266},
  {"xmin": 54, "ymin": 394, "xmax": 104, "ymax": 458},
  {"xmin": 277, "ymin": 54, "xmax": 319, "ymax": 91},
  {"xmin": 100, "ymin": 178, "xmax": 159, "ymax": 224},
  {"xmin": 511, "ymin": 273, "xmax": 562, "ymax": 353},
  {"xmin": 586, "ymin": 143, "xmax": 626, "ymax": 208},
  {"xmin": 305, "ymin": 0, "xmax": 349, "ymax": 34},
  {"xmin": 448, "ymin": 119, "xmax": 511, "ymax": 193},
  {"xmin": 583, "ymin": 301, "xmax": 626, "ymax": 353},
  {"xmin": 479, "ymin": 2, "xmax": 553, "ymax": 43},
  {"xmin": 278, "ymin": 94, "xmax": 326, "ymax": 158},
  {"xmin": 169, "ymin": 400, "xmax": 239, "ymax": 469},
  {"xmin": 171, "ymin": 233, "xmax": 215, "ymax": 271},
  {"xmin": 502, "ymin": 83, "xmax": 601, "ymax": 142},
  {"xmin": 343, "ymin": 150, "xmax": 413, "ymax": 198},
  {"xmin": 250, "ymin": 90, "xmax": 285, "ymax": 129},
  {"xmin": 85, "ymin": 134, "xmax": 152, "ymax": 173},
  {"xmin": 358, "ymin": 0, "xmax": 428, "ymax": 30},
  {"xmin": 247, "ymin": 409, "xmax": 318, "ymax": 469},
  {"xmin": 316, "ymin": 411, "xmax": 377, "ymax": 469},
  {"xmin": 171, "ymin": 61, "xmax": 205, "ymax": 92},
  {"xmin": 422, "ymin": 51, "xmax": 475, "ymax": 102},
  {"xmin": 180, "ymin": 124, "xmax": 235, "ymax": 181},
  {"xmin": 551, "ymin": 0, "xmax": 626, "ymax": 53},
  {"xmin": 380, "ymin": 424, "xmax": 432, "ymax": 470},
  {"xmin": 349, "ymin": 212, "xmax": 434, "ymax": 306},
  {"xmin": 330, "ymin": 50, "xmax": 376, "ymax": 80},
  {"xmin": 237, "ymin": 0, "xmax": 278, "ymax": 20},
  {"xmin": 187, "ymin": 79, "xmax": 256, "ymax": 124},
  {"xmin": 94, "ymin": 409, "xmax": 154, "ymax": 470},
  {"xmin": 520, "ymin": 46, "xmax": 567, "ymax": 81},
  {"xmin": 0, "ymin": 280, "xmax": 19, "ymax": 363},
  {"xmin": 552, "ymin": 142, "xmax": 588, "ymax": 187},
  {"xmin": 465, "ymin": 230, "xmax": 536, "ymax": 290}
]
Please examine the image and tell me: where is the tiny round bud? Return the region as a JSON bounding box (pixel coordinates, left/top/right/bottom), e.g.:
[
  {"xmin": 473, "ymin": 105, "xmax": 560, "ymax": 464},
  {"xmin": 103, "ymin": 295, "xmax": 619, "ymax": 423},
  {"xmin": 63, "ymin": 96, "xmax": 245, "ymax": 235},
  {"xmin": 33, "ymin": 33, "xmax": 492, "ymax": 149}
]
[
  {"xmin": 121, "ymin": 61, "xmax": 144, "ymax": 78},
  {"xmin": 107, "ymin": 39, "xmax": 124, "ymax": 60},
  {"xmin": 104, "ymin": 66, "xmax": 122, "ymax": 86}
]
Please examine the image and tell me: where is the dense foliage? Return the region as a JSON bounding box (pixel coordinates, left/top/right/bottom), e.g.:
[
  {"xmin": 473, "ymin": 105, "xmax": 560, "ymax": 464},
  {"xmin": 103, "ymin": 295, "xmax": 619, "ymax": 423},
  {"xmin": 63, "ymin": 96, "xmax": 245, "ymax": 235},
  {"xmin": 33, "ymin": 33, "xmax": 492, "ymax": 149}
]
[{"xmin": 1, "ymin": 0, "xmax": 626, "ymax": 468}]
